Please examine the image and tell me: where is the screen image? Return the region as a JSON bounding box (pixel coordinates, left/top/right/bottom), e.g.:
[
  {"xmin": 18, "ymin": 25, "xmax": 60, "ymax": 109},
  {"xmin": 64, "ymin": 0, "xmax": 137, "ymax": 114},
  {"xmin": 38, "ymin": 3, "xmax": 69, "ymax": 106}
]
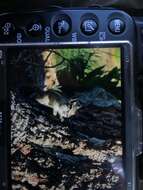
[{"xmin": 7, "ymin": 47, "xmax": 124, "ymax": 190}]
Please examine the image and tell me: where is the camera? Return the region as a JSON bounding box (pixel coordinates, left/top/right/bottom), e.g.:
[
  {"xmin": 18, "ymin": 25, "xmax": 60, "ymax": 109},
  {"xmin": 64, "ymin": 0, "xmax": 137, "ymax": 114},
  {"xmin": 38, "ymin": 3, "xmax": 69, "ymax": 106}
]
[{"xmin": 0, "ymin": 7, "xmax": 143, "ymax": 190}]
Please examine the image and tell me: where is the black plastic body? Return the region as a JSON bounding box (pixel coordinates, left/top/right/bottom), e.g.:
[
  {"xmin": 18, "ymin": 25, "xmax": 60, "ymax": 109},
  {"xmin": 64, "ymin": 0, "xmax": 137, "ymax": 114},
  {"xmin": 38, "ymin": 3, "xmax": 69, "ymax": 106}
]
[{"xmin": 0, "ymin": 8, "xmax": 142, "ymax": 190}]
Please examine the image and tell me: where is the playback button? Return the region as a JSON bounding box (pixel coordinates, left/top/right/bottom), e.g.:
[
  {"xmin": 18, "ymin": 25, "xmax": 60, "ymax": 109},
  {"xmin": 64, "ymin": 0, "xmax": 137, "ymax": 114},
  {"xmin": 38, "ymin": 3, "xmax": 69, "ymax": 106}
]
[{"xmin": 109, "ymin": 19, "xmax": 125, "ymax": 34}]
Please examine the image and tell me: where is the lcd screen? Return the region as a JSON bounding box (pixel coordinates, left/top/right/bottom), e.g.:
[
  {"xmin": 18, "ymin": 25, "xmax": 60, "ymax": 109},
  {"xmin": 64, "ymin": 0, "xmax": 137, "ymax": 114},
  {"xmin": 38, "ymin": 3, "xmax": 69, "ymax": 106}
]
[{"xmin": 7, "ymin": 47, "xmax": 124, "ymax": 190}]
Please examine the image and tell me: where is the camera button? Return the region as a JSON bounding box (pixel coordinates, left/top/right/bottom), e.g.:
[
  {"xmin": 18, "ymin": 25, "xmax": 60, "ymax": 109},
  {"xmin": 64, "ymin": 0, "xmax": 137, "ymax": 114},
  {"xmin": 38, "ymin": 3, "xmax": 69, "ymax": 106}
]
[
  {"xmin": 27, "ymin": 22, "xmax": 43, "ymax": 36},
  {"xmin": 109, "ymin": 19, "xmax": 125, "ymax": 34},
  {"xmin": 1, "ymin": 22, "xmax": 15, "ymax": 37},
  {"xmin": 53, "ymin": 19, "xmax": 71, "ymax": 36},
  {"xmin": 81, "ymin": 19, "xmax": 98, "ymax": 35}
]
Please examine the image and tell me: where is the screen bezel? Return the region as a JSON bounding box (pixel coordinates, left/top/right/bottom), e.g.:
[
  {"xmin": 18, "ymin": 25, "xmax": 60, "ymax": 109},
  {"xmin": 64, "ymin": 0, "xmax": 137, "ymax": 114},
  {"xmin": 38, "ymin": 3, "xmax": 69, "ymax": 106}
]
[{"xmin": 2, "ymin": 41, "xmax": 136, "ymax": 190}]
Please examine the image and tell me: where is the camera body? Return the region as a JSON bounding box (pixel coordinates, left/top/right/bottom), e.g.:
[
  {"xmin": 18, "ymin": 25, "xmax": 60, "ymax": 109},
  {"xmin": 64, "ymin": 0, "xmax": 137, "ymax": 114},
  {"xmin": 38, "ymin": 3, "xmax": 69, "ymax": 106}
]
[{"xmin": 0, "ymin": 7, "xmax": 143, "ymax": 190}]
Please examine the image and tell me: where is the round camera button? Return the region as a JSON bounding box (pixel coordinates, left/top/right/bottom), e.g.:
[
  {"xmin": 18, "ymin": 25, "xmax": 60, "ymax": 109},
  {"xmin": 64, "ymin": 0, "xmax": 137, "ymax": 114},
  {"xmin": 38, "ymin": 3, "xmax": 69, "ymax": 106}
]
[
  {"xmin": 81, "ymin": 19, "xmax": 98, "ymax": 36},
  {"xmin": 53, "ymin": 19, "xmax": 71, "ymax": 36},
  {"xmin": 109, "ymin": 19, "xmax": 125, "ymax": 34}
]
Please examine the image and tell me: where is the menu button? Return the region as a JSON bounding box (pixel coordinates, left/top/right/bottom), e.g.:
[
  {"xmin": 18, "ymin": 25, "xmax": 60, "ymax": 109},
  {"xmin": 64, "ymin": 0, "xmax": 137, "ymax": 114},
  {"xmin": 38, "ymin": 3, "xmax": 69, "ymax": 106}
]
[{"xmin": 109, "ymin": 19, "xmax": 125, "ymax": 34}]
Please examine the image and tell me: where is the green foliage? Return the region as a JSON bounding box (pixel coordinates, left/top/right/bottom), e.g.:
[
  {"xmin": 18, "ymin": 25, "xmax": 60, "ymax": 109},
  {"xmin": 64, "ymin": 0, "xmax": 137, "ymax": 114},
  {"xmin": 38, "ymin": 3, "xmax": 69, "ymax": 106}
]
[
  {"xmin": 53, "ymin": 48, "xmax": 121, "ymax": 99},
  {"xmin": 82, "ymin": 66, "xmax": 121, "ymax": 99}
]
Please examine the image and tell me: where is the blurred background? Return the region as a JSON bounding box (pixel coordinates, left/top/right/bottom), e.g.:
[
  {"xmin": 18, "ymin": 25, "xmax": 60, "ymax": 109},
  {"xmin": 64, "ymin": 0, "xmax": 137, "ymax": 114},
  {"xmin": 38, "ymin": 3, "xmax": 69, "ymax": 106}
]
[{"xmin": 0, "ymin": 0, "xmax": 142, "ymax": 12}]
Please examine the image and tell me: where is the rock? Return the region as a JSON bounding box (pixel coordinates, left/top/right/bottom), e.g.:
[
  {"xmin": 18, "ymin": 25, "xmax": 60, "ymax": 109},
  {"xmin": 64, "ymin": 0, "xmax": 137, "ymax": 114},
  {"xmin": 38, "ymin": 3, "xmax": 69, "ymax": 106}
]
[{"xmin": 75, "ymin": 87, "xmax": 121, "ymax": 108}]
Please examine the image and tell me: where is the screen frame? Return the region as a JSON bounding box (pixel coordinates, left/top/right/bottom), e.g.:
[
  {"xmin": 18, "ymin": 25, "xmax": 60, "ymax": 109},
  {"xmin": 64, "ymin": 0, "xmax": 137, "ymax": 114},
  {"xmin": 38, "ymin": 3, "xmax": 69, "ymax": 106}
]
[{"xmin": 0, "ymin": 40, "xmax": 137, "ymax": 190}]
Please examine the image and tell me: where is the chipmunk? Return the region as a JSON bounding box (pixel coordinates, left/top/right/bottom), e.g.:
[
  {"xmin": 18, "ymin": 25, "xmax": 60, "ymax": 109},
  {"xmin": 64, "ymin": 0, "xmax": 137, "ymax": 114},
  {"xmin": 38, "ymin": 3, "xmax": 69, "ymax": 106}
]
[{"xmin": 36, "ymin": 89, "xmax": 81, "ymax": 121}]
